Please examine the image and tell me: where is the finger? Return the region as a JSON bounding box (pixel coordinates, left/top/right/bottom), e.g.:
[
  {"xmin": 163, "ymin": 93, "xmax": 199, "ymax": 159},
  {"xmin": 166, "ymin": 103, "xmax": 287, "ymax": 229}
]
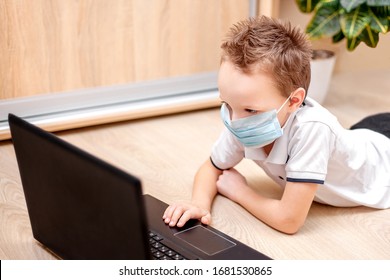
[
  {"xmin": 177, "ymin": 208, "xmax": 210, "ymax": 227},
  {"xmin": 176, "ymin": 210, "xmax": 193, "ymax": 227},
  {"xmin": 200, "ymin": 213, "xmax": 211, "ymax": 225},
  {"xmin": 163, "ymin": 204, "xmax": 177, "ymax": 224},
  {"xmin": 168, "ymin": 205, "xmax": 187, "ymax": 227}
]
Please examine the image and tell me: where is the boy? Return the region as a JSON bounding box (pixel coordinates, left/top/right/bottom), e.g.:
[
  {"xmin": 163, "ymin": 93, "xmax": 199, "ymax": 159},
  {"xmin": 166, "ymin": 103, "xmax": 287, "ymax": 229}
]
[{"xmin": 163, "ymin": 16, "xmax": 390, "ymax": 234}]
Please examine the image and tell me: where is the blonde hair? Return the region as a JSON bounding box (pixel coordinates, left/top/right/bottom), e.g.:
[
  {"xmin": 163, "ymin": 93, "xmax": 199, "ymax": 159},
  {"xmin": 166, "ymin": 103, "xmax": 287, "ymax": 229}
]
[{"xmin": 221, "ymin": 16, "xmax": 312, "ymax": 97}]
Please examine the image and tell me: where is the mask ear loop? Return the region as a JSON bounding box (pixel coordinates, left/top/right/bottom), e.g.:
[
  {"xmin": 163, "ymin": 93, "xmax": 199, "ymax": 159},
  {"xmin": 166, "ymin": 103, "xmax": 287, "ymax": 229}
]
[
  {"xmin": 277, "ymin": 95, "xmax": 293, "ymax": 113},
  {"xmin": 277, "ymin": 95, "xmax": 298, "ymax": 130}
]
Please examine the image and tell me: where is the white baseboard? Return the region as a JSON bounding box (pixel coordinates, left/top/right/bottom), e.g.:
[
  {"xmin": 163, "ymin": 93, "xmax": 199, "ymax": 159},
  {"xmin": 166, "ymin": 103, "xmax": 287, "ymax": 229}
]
[{"xmin": 1, "ymin": 72, "xmax": 219, "ymax": 140}]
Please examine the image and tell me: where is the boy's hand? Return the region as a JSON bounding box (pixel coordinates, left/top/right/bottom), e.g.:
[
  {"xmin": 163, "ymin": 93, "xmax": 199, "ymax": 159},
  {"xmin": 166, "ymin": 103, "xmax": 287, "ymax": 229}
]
[
  {"xmin": 216, "ymin": 168, "xmax": 249, "ymax": 203},
  {"xmin": 163, "ymin": 202, "xmax": 211, "ymax": 228}
]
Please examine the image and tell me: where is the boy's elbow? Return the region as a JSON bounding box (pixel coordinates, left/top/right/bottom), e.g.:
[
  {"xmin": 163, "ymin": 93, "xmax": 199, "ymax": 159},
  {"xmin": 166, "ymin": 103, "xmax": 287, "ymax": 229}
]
[
  {"xmin": 281, "ymin": 225, "xmax": 301, "ymax": 235},
  {"xmin": 276, "ymin": 216, "xmax": 305, "ymax": 235}
]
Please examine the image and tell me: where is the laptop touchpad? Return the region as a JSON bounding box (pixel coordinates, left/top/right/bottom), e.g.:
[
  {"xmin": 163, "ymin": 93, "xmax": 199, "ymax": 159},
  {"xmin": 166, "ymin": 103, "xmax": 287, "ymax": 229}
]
[{"xmin": 174, "ymin": 225, "xmax": 236, "ymax": 256}]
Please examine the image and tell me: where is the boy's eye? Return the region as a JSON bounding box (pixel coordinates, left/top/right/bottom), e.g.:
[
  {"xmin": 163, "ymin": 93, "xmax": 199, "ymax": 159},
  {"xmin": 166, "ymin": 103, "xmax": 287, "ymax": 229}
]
[{"xmin": 245, "ymin": 109, "xmax": 258, "ymax": 114}]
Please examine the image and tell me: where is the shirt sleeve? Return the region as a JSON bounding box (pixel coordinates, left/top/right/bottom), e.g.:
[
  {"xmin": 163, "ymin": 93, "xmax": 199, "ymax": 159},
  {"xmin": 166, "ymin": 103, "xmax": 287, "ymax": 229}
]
[
  {"xmin": 210, "ymin": 128, "xmax": 245, "ymax": 170},
  {"xmin": 285, "ymin": 121, "xmax": 336, "ymax": 184}
]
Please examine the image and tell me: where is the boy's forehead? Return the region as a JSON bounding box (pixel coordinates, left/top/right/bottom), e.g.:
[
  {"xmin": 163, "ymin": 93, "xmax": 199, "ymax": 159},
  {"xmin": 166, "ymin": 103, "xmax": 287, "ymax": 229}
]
[
  {"xmin": 219, "ymin": 62, "xmax": 279, "ymax": 93},
  {"xmin": 218, "ymin": 61, "xmax": 286, "ymax": 108}
]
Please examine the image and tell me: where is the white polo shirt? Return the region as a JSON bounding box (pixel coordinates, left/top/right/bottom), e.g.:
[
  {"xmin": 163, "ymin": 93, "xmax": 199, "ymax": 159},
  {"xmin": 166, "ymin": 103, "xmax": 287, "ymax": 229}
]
[{"xmin": 211, "ymin": 97, "xmax": 390, "ymax": 209}]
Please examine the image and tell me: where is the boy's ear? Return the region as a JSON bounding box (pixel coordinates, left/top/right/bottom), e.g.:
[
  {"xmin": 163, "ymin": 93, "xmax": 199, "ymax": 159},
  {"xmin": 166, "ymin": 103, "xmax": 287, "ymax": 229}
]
[{"xmin": 289, "ymin": 87, "xmax": 306, "ymax": 108}]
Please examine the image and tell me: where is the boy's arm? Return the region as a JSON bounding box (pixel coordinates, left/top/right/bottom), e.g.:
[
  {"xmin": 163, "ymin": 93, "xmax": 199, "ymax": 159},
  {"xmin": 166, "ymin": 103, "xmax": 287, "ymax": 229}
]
[
  {"xmin": 217, "ymin": 168, "xmax": 317, "ymax": 234},
  {"xmin": 163, "ymin": 158, "xmax": 222, "ymax": 227}
]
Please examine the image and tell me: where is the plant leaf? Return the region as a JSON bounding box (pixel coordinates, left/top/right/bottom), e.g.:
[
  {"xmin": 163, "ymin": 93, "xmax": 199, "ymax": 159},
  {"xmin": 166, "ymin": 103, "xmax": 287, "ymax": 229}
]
[
  {"xmin": 347, "ymin": 35, "xmax": 362, "ymax": 50},
  {"xmin": 367, "ymin": 0, "xmax": 390, "ymax": 6},
  {"xmin": 295, "ymin": 0, "xmax": 322, "ymax": 13},
  {"xmin": 341, "ymin": 0, "xmax": 367, "ymax": 13},
  {"xmin": 368, "ymin": 6, "xmax": 389, "ymax": 32},
  {"xmin": 306, "ymin": 1, "xmax": 341, "ymax": 38},
  {"xmin": 359, "ymin": 25, "xmax": 380, "ymax": 47},
  {"xmin": 370, "ymin": 5, "xmax": 390, "ymax": 17},
  {"xmin": 332, "ymin": 30, "xmax": 345, "ymax": 42},
  {"xmin": 340, "ymin": 5, "xmax": 371, "ymax": 39}
]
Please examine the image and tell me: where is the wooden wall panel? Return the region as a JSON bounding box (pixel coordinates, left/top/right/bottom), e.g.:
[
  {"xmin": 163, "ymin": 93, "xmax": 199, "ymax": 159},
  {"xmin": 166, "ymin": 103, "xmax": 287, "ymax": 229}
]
[
  {"xmin": 131, "ymin": 0, "xmax": 248, "ymax": 81},
  {"xmin": 0, "ymin": 0, "xmax": 249, "ymax": 100}
]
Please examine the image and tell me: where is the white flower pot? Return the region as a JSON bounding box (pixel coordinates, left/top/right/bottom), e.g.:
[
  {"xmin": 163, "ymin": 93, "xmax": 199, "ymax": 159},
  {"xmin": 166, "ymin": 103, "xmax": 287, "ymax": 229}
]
[{"xmin": 308, "ymin": 50, "xmax": 336, "ymax": 104}]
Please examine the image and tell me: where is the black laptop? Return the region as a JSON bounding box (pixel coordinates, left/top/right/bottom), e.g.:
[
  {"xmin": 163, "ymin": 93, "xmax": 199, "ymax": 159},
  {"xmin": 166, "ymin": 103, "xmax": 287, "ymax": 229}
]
[{"xmin": 8, "ymin": 114, "xmax": 271, "ymax": 260}]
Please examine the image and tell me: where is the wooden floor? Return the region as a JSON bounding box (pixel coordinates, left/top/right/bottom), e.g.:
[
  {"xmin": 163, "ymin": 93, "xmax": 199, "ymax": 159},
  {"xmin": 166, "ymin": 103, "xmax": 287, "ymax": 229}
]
[{"xmin": 1, "ymin": 70, "xmax": 390, "ymax": 259}]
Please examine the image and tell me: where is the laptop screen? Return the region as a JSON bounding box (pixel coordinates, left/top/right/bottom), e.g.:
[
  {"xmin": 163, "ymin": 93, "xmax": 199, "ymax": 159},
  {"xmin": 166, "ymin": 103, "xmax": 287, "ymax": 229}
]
[{"xmin": 9, "ymin": 114, "xmax": 151, "ymax": 259}]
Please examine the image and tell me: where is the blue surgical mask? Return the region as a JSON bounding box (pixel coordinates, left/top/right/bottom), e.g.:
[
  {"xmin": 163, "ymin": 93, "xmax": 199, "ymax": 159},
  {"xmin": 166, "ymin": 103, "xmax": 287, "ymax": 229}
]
[{"xmin": 221, "ymin": 97, "xmax": 290, "ymax": 148}]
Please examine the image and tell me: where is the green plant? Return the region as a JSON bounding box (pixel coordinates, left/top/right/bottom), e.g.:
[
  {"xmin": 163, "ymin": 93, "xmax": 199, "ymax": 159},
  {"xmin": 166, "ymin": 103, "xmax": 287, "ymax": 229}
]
[{"xmin": 296, "ymin": 0, "xmax": 390, "ymax": 50}]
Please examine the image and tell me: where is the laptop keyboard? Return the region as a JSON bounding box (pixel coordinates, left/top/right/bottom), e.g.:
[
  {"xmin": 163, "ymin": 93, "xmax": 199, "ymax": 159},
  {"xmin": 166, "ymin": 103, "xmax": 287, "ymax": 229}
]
[{"xmin": 148, "ymin": 230, "xmax": 187, "ymax": 260}]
